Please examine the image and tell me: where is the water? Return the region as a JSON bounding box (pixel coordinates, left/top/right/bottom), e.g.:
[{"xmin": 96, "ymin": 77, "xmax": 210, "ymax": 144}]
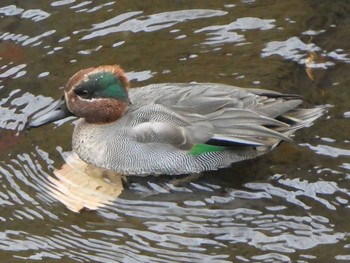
[{"xmin": 1, "ymin": 1, "xmax": 350, "ymax": 262}]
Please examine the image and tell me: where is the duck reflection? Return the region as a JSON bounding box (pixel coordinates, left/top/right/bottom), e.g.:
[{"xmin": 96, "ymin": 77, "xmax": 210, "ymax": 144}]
[{"xmin": 48, "ymin": 152, "xmax": 124, "ymax": 212}]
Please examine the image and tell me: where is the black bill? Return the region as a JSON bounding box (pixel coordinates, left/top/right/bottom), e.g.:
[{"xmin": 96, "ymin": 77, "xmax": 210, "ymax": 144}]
[{"xmin": 28, "ymin": 96, "xmax": 74, "ymax": 128}]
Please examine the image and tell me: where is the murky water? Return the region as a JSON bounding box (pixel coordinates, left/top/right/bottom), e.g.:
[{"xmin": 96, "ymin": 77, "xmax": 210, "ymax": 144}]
[{"xmin": 1, "ymin": 1, "xmax": 350, "ymax": 262}]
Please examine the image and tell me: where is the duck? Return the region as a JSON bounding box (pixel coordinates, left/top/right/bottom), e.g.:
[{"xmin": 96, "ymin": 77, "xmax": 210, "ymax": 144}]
[{"xmin": 28, "ymin": 65, "xmax": 325, "ymax": 176}]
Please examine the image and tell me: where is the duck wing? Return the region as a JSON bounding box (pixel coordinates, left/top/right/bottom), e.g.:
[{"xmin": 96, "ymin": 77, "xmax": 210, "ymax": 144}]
[{"xmin": 127, "ymin": 83, "xmax": 325, "ymax": 150}]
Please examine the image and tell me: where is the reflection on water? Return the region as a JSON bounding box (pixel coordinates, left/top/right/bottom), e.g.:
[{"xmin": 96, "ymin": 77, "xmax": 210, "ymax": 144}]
[
  {"xmin": 0, "ymin": 0, "xmax": 350, "ymax": 262},
  {"xmin": 49, "ymin": 151, "xmax": 123, "ymax": 212}
]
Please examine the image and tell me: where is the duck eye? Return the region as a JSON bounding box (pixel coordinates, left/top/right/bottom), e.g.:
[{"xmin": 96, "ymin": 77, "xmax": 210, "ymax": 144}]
[{"xmin": 74, "ymin": 88, "xmax": 90, "ymax": 98}]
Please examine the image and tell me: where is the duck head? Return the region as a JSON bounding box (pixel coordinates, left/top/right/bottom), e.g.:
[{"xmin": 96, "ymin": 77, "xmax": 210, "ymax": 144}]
[{"xmin": 28, "ymin": 65, "xmax": 130, "ymax": 128}]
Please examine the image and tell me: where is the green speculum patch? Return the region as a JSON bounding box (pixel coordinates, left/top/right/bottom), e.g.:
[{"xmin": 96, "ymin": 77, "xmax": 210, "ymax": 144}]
[{"xmin": 190, "ymin": 143, "xmax": 226, "ymax": 156}]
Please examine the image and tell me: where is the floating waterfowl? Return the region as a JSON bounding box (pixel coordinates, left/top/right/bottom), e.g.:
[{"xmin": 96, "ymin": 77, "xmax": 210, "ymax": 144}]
[{"xmin": 29, "ymin": 65, "xmax": 325, "ymax": 175}]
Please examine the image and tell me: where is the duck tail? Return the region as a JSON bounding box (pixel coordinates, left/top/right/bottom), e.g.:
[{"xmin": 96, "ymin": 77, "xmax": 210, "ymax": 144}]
[
  {"xmin": 266, "ymin": 105, "xmax": 329, "ymax": 150},
  {"xmin": 276, "ymin": 105, "xmax": 328, "ymax": 132}
]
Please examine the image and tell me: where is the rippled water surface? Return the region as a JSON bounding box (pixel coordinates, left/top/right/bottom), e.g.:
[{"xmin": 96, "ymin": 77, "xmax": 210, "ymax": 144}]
[{"xmin": 1, "ymin": 1, "xmax": 350, "ymax": 262}]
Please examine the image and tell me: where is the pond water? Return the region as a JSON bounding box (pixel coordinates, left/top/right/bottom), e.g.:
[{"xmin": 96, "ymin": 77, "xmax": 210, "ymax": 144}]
[{"xmin": 1, "ymin": 1, "xmax": 350, "ymax": 262}]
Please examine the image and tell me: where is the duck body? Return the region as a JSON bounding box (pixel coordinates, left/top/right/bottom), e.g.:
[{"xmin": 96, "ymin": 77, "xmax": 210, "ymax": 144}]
[{"xmin": 29, "ymin": 66, "xmax": 325, "ymax": 176}]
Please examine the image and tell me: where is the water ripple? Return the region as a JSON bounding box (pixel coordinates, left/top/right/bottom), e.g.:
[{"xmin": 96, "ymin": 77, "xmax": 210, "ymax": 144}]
[
  {"xmin": 0, "ymin": 30, "xmax": 56, "ymax": 47},
  {"xmin": 0, "ymin": 5, "xmax": 24, "ymax": 16},
  {"xmin": 0, "ymin": 90, "xmax": 52, "ymax": 130},
  {"xmin": 195, "ymin": 17, "xmax": 276, "ymax": 45},
  {"xmin": 73, "ymin": 1, "xmax": 115, "ymax": 13},
  {"xmin": 51, "ymin": 0, "xmax": 76, "ymax": 7},
  {"xmin": 262, "ymin": 36, "xmax": 350, "ymax": 66},
  {"xmin": 81, "ymin": 9, "xmax": 227, "ymax": 40},
  {"xmin": 246, "ymin": 177, "xmax": 349, "ymax": 211},
  {"xmin": 0, "ymin": 147, "xmax": 347, "ymax": 262},
  {"xmin": 0, "ymin": 5, "xmax": 50, "ymax": 21},
  {"xmin": 0, "ymin": 64, "xmax": 26, "ymax": 79},
  {"xmin": 262, "ymin": 37, "xmax": 320, "ymax": 62},
  {"xmin": 301, "ymin": 143, "xmax": 350, "ymax": 158}
]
